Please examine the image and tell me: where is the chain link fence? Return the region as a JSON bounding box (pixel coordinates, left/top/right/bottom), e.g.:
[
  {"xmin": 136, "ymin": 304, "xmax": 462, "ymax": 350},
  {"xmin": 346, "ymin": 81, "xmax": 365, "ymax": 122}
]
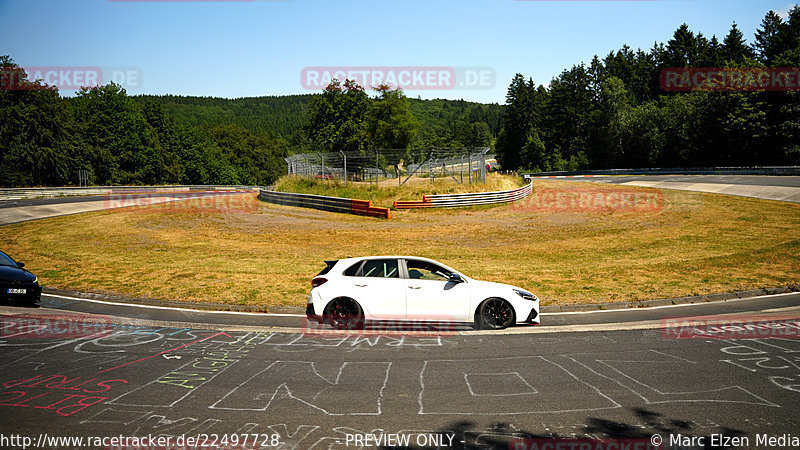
[{"xmin": 285, "ymin": 147, "xmax": 493, "ymax": 185}]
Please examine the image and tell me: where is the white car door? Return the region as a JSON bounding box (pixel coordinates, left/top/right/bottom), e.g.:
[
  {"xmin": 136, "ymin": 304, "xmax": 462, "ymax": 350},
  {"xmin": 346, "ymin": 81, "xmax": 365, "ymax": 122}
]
[
  {"xmin": 403, "ymin": 259, "xmax": 471, "ymax": 322},
  {"xmin": 350, "ymin": 258, "xmax": 406, "ymax": 320}
]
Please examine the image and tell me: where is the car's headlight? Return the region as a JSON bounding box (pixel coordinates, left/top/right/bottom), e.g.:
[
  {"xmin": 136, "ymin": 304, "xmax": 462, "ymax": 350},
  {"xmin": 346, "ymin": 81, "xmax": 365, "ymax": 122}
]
[
  {"xmin": 514, "ymin": 289, "xmax": 538, "ymax": 301},
  {"xmin": 32, "ymin": 276, "xmax": 38, "ymax": 284}
]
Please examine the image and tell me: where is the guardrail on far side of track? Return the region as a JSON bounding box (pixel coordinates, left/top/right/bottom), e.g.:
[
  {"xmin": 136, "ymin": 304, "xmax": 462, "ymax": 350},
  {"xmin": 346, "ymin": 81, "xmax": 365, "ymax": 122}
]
[
  {"xmin": 394, "ymin": 182, "xmax": 533, "ymax": 209},
  {"xmin": 258, "ymin": 188, "xmax": 390, "ymax": 219},
  {"xmin": 0, "ymin": 185, "xmax": 259, "ymax": 201},
  {"xmin": 522, "ymin": 165, "xmax": 800, "ymax": 178}
]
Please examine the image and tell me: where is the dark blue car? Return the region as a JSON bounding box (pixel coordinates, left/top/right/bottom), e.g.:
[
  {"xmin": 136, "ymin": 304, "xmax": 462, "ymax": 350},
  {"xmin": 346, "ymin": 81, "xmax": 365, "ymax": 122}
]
[{"xmin": 0, "ymin": 251, "xmax": 41, "ymax": 305}]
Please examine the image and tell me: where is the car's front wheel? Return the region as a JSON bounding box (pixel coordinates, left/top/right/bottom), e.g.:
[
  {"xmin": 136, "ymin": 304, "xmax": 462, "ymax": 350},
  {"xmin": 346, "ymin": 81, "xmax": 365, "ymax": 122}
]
[
  {"xmin": 324, "ymin": 297, "xmax": 365, "ymax": 330},
  {"xmin": 475, "ymin": 298, "xmax": 515, "ymax": 330}
]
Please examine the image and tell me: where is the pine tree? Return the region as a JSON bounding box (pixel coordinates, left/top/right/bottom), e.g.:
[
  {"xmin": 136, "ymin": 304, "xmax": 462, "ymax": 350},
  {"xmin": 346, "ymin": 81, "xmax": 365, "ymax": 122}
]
[
  {"xmin": 753, "ymin": 11, "xmax": 786, "ymax": 66},
  {"xmin": 495, "ymin": 74, "xmax": 537, "ymax": 170},
  {"xmin": 665, "ymin": 24, "xmax": 698, "ymax": 67},
  {"xmin": 722, "ymin": 23, "xmax": 753, "ymax": 65}
]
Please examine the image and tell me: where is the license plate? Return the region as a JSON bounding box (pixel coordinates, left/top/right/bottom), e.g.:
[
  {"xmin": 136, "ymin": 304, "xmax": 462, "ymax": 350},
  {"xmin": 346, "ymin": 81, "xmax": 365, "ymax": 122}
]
[{"xmin": 7, "ymin": 288, "xmax": 26, "ymax": 294}]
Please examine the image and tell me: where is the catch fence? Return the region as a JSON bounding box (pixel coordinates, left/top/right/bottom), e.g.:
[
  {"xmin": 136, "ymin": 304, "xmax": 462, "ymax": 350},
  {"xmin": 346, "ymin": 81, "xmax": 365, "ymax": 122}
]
[{"xmin": 285, "ymin": 147, "xmax": 493, "ymax": 185}]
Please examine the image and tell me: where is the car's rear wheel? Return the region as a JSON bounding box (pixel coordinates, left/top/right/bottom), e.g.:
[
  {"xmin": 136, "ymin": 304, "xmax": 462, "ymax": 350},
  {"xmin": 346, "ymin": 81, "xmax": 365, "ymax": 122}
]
[
  {"xmin": 475, "ymin": 298, "xmax": 515, "ymax": 330},
  {"xmin": 324, "ymin": 297, "xmax": 364, "ymax": 330}
]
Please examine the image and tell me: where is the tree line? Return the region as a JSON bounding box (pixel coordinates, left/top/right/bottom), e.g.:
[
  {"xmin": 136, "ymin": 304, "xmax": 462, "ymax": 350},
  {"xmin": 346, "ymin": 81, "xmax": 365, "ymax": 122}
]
[
  {"xmin": 0, "ymin": 57, "xmax": 288, "ymax": 187},
  {"xmin": 3, "ymin": 5, "xmax": 797, "ymax": 186},
  {"xmin": 496, "ymin": 6, "xmax": 800, "ymax": 172},
  {"xmin": 0, "ymin": 58, "xmax": 501, "ymax": 187}
]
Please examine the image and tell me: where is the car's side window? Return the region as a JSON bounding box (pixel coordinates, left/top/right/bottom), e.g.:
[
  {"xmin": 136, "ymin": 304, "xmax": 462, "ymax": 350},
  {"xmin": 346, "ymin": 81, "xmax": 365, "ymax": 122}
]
[
  {"xmin": 342, "ymin": 262, "xmax": 362, "ymax": 277},
  {"xmin": 359, "ymin": 259, "xmax": 399, "ymax": 278},
  {"xmin": 405, "ymin": 260, "xmax": 451, "ymax": 281}
]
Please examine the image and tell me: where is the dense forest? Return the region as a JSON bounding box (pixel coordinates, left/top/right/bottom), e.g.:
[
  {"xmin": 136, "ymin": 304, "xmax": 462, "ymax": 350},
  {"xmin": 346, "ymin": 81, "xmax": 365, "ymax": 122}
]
[
  {"xmin": 496, "ymin": 6, "xmax": 800, "ymax": 172},
  {"xmin": 1, "ymin": 5, "xmax": 798, "ymax": 186},
  {"xmin": 0, "ymin": 64, "xmax": 289, "ymax": 187},
  {"xmin": 133, "ymin": 92, "xmax": 502, "ymax": 155},
  {"xmin": 0, "ymin": 60, "xmax": 501, "ymax": 187}
]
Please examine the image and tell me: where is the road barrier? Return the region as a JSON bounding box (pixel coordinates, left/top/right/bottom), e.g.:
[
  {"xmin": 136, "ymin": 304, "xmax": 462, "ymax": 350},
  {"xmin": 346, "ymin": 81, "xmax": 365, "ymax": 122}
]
[
  {"xmin": 393, "ymin": 182, "xmax": 532, "ymax": 209},
  {"xmin": 258, "ymin": 188, "xmax": 390, "ymax": 219},
  {"xmin": 0, "ymin": 185, "xmax": 258, "ymax": 201}
]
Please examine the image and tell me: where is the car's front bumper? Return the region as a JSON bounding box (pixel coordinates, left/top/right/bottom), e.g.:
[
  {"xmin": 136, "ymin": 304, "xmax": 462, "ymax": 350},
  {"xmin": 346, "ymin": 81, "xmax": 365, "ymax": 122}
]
[
  {"xmin": 0, "ymin": 282, "xmax": 42, "ymax": 304},
  {"xmin": 524, "ymin": 306, "xmax": 540, "ymax": 325}
]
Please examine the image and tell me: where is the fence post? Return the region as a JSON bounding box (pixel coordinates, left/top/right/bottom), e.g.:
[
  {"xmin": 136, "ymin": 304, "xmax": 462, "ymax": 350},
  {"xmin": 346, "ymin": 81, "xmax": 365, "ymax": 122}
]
[
  {"xmin": 429, "ymin": 148, "xmax": 435, "ymax": 186},
  {"xmin": 301, "ymin": 154, "xmax": 310, "ymax": 179},
  {"xmin": 339, "ymin": 150, "xmax": 347, "ymax": 187},
  {"xmin": 460, "ymin": 155, "xmax": 464, "ymax": 184},
  {"xmin": 468, "ymin": 153, "xmax": 472, "ymax": 184},
  {"xmin": 481, "ymin": 147, "xmax": 489, "ymax": 183},
  {"xmin": 317, "ymin": 152, "xmax": 325, "ymax": 181}
]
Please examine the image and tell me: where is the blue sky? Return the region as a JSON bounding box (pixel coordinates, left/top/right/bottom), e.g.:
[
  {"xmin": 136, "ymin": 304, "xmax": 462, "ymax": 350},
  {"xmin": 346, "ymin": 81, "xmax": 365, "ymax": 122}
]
[{"xmin": 1, "ymin": 0, "xmax": 796, "ymax": 103}]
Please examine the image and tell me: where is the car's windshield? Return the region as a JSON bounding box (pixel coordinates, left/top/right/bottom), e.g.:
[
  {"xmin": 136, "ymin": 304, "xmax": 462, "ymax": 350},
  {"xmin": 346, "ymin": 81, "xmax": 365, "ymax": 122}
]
[{"xmin": 0, "ymin": 252, "xmax": 18, "ymax": 267}]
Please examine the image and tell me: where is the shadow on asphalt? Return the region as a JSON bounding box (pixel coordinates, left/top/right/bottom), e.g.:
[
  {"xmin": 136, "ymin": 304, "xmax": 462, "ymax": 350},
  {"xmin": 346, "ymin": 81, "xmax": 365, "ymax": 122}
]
[{"xmin": 382, "ymin": 408, "xmax": 746, "ymax": 449}]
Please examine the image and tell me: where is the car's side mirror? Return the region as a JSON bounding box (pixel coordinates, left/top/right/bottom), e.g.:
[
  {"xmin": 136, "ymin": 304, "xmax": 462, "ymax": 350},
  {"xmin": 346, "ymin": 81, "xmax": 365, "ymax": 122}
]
[
  {"xmin": 448, "ymin": 273, "xmax": 464, "ymax": 284},
  {"xmin": 17, "ymin": 262, "xmax": 25, "ymax": 268}
]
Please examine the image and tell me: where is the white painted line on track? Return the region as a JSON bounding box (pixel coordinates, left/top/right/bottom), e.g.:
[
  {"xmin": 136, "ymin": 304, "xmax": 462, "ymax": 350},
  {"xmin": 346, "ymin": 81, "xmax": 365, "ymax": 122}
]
[
  {"xmin": 42, "ymin": 293, "xmax": 305, "ymax": 317},
  {"xmin": 540, "ymin": 292, "xmax": 797, "ymax": 316},
  {"xmin": 41, "ymin": 291, "xmax": 798, "ymax": 320}
]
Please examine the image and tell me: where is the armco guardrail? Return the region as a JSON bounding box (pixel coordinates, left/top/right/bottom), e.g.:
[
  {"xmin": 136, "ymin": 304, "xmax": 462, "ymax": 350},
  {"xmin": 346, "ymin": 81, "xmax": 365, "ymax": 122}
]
[
  {"xmin": 0, "ymin": 185, "xmax": 258, "ymax": 201},
  {"xmin": 393, "ymin": 182, "xmax": 532, "ymax": 209},
  {"xmin": 522, "ymin": 166, "xmax": 800, "ymax": 178},
  {"xmin": 258, "ymin": 189, "xmax": 390, "ymax": 219}
]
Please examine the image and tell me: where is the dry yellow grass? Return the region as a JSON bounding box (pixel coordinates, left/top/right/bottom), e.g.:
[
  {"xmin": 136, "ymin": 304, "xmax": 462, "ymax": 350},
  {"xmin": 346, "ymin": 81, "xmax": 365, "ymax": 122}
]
[{"xmin": 1, "ymin": 177, "xmax": 797, "ymax": 308}]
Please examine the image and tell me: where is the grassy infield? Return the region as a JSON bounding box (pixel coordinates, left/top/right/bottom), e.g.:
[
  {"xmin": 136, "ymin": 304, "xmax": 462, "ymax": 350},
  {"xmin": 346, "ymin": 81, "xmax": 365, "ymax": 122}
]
[{"xmin": 1, "ymin": 174, "xmax": 797, "ymax": 309}]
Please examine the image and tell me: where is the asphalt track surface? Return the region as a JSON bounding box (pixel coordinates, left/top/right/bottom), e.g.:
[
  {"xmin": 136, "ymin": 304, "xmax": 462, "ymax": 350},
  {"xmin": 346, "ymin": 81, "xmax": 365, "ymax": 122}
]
[
  {"xmin": 31, "ymin": 292, "xmax": 800, "ymax": 331},
  {"xmin": 0, "ymin": 191, "xmax": 250, "ymax": 225},
  {"xmin": 1, "ymin": 294, "xmax": 799, "ymax": 449},
  {"xmin": 559, "ymin": 175, "xmax": 800, "ymax": 203},
  {"xmin": 560, "ymin": 175, "xmax": 800, "ymax": 188}
]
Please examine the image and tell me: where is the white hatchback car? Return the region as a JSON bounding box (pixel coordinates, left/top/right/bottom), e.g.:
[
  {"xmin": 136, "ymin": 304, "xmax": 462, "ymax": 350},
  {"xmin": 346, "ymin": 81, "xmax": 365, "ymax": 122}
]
[{"xmin": 306, "ymin": 256, "xmax": 540, "ymax": 330}]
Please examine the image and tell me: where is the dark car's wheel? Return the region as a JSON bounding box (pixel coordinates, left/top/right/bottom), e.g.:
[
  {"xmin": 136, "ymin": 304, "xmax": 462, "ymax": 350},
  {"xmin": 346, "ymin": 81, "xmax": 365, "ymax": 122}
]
[
  {"xmin": 475, "ymin": 298, "xmax": 515, "ymax": 330},
  {"xmin": 324, "ymin": 297, "xmax": 364, "ymax": 330}
]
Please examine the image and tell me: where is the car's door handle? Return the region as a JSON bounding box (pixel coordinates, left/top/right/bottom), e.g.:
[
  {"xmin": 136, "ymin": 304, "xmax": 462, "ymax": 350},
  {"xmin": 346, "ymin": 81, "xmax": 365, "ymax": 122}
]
[
  {"xmin": 355, "ymin": 283, "xmax": 368, "ymax": 287},
  {"xmin": 408, "ymin": 286, "xmax": 421, "ymax": 290}
]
